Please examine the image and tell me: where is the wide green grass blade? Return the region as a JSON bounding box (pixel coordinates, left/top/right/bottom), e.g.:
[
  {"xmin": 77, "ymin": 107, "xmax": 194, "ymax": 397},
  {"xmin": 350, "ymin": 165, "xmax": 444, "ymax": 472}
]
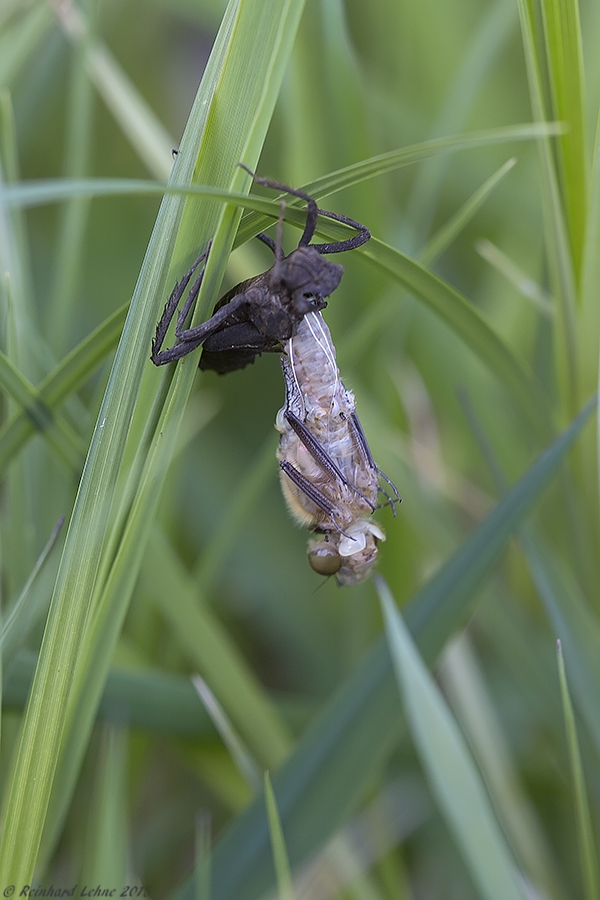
[
  {"xmin": 556, "ymin": 641, "xmax": 600, "ymax": 900},
  {"xmin": 79, "ymin": 725, "xmax": 128, "ymax": 890},
  {"xmin": 380, "ymin": 583, "xmax": 527, "ymax": 900},
  {"xmin": 0, "ymin": 0, "xmax": 306, "ymax": 884},
  {"xmin": 171, "ymin": 399, "xmax": 594, "ymax": 900},
  {"xmin": 3, "ymin": 650, "xmax": 215, "ymax": 737}
]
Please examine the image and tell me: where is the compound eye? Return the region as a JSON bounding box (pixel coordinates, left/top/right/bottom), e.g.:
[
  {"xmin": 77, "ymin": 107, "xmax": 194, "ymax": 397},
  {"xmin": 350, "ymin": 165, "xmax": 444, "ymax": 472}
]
[{"xmin": 308, "ymin": 541, "xmax": 341, "ymax": 576}]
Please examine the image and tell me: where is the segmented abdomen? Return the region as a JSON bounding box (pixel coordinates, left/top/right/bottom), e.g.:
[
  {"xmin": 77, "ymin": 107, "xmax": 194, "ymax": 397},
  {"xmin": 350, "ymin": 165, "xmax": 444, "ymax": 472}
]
[{"xmin": 276, "ymin": 312, "xmax": 378, "ymax": 528}]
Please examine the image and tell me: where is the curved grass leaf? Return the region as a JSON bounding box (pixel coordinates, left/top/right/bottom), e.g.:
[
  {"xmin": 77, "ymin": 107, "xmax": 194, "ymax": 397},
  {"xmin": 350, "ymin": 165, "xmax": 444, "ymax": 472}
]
[{"xmin": 0, "ymin": 124, "xmax": 562, "ymax": 213}]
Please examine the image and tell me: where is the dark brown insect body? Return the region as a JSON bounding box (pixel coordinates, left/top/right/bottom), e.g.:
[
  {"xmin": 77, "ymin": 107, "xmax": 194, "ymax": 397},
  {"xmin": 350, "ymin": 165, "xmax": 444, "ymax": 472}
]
[{"xmin": 151, "ymin": 170, "xmax": 368, "ymax": 373}]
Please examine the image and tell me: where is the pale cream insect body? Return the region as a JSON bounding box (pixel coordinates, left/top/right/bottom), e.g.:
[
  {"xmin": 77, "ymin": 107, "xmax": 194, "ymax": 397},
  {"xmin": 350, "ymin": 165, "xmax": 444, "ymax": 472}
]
[{"xmin": 276, "ymin": 310, "xmax": 396, "ymax": 585}]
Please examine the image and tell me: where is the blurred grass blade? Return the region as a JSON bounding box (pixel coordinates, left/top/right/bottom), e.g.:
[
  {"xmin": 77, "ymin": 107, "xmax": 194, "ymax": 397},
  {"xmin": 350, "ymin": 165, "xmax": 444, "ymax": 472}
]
[
  {"xmin": 0, "ymin": 347, "xmax": 86, "ymax": 468},
  {"xmin": 299, "ymin": 122, "xmax": 562, "ymax": 205},
  {"xmin": 421, "ymin": 157, "xmax": 517, "ymax": 265},
  {"xmin": 52, "ymin": 0, "xmax": 174, "ymax": 178},
  {"xmin": 192, "ymin": 436, "xmax": 275, "ymax": 591},
  {"xmin": 579, "ymin": 109, "xmax": 600, "ymax": 396},
  {"xmin": 192, "ymin": 675, "xmax": 262, "ymax": 792},
  {"xmin": 1, "ymin": 516, "xmax": 64, "ymax": 668},
  {"xmin": 515, "ymin": 0, "xmax": 578, "ymax": 419},
  {"xmin": 195, "ymin": 815, "xmax": 212, "ymax": 900},
  {"xmin": 0, "ymin": 0, "xmax": 306, "ymax": 885},
  {"xmin": 0, "ymin": 3, "xmax": 53, "ymax": 87},
  {"xmin": 520, "ymin": 527, "xmax": 600, "ymax": 758},
  {"xmin": 404, "ymin": 0, "xmax": 516, "ymax": 249},
  {"xmin": 476, "ymin": 239, "xmax": 553, "ymax": 317},
  {"xmin": 264, "ymin": 772, "xmax": 295, "ymax": 900},
  {"xmin": 379, "ymin": 582, "xmax": 527, "ymax": 900},
  {"xmin": 556, "ymin": 641, "xmax": 600, "ymax": 900},
  {"xmin": 171, "ymin": 399, "xmax": 595, "ymax": 900},
  {"xmin": 79, "ymin": 725, "xmax": 128, "ymax": 890},
  {"xmin": 361, "ymin": 238, "xmax": 549, "ymax": 436},
  {"xmin": 540, "ymin": 0, "xmax": 588, "ymax": 278},
  {"xmin": 144, "ymin": 528, "xmax": 291, "ymax": 769},
  {"xmin": 0, "ymin": 124, "xmax": 562, "ymax": 213},
  {"xmin": 440, "ymin": 636, "xmax": 562, "ymax": 899},
  {"xmin": 47, "ymin": 6, "xmax": 95, "ymax": 353},
  {"xmin": 3, "ymin": 650, "xmax": 215, "ymax": 738},
  {"xmin": 0, "ymin": 302, "xmax": 127, "ymax": 477}
]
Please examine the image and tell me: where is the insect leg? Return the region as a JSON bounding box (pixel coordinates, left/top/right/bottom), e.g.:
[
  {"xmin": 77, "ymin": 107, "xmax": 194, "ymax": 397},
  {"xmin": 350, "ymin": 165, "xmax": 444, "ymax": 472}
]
[
  {"xmin": 279, "ymin": 460, "xmax": 355, "ymax": 540},
  {"xmin": 284, "ymin": 410, "xmax": 376, "ymax": 512},
  {"xmin": 309, "ymin": 208, "xmax": 371, "ymax": 254},
  {"xmin": 239, "ymin": 164, "xmax": 319, "ymax": 249},
  {"xmin": 239, "ymin": 164, "xmax": 370, "ymax": 255},
  {"xmin": 152, "ymin": 287, "xmax": 249, "ymax": 366},
  {"xmin": 256, "ymin": 232, "xmax": 277, "ymax": 254},
  {"xmin": 151, "ymin": 248, "xmax": 210, "ymax": 365},
  {"xmin": 173, "ymin": 290, "xmax": 249, "ymax": 346},
  {"xmin": 349, "ymin": 412, "xmax": 401, "ymax": 513}
]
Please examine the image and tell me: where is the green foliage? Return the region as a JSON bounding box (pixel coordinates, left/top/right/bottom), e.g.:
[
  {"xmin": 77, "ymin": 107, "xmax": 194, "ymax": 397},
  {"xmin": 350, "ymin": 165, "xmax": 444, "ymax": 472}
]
[{"xmin": 0, "ymin": 0, "xmax": 598, "ymax": 897}]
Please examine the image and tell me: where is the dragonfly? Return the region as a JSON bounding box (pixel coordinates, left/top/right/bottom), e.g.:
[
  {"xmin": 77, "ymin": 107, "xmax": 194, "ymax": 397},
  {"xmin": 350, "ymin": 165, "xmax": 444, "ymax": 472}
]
[
  {"xmin": 276, "ymin": 309, "xmax": 399, "ymax": 585},
  {"xmin": 151, "ymin": 167, "xmax": 370, "ymax": 373},
  {"xmin": 151, "ymin": 169, "xmax": 399, "ymax": 583}
]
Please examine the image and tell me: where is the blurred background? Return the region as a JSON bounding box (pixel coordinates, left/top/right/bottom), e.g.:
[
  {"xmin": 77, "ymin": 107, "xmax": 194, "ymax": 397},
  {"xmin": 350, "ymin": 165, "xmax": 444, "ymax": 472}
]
[{"xmin": 2, "ymin": 0, "xmax": 599, "ymax": 896}]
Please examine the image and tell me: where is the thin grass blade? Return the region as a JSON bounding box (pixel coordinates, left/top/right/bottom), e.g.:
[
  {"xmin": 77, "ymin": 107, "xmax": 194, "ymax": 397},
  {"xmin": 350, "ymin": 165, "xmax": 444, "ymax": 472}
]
[
  {"xmin": 1, "ymin": 517, "xmax": 64, "ymax": 668},
  {"xmin": 264, "ymin": 772, "xmax": 295, "ymax": 900},
  {"xmin": 420, "ymin": 157, "xmax": 517, "ymax": 265},
  {"xmin": 556, "ymin": 641, "xmax": 600, "ymax": 900}
]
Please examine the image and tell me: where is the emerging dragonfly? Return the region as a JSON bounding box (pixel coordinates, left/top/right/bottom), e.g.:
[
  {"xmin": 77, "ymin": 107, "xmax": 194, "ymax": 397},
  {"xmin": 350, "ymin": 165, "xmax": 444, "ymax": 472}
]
[
  {"xmin": 151, "ymin": 169, "xmax": 399, "ymax": 583},
  {"xmin": 277, "ymin": 310, "xmax": 399, "ymax": 585}
]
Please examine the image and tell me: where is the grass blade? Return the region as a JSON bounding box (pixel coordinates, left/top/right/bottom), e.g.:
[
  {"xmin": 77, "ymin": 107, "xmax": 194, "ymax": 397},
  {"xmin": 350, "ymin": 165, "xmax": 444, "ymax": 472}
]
[
  {"xmin": 380, "ymin": 582, "xmax": 527, "ymax": 900},
  {"xmin": 264, "ymin": 772, "xmax": 295, "ymax": 900},
  {"xmin": 0, "ymin": 0, "xmax": 306, "ymax": 883},
  {"xmin": 556, "ymin": 641, "xmax": 600, "ymax": 900}
]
